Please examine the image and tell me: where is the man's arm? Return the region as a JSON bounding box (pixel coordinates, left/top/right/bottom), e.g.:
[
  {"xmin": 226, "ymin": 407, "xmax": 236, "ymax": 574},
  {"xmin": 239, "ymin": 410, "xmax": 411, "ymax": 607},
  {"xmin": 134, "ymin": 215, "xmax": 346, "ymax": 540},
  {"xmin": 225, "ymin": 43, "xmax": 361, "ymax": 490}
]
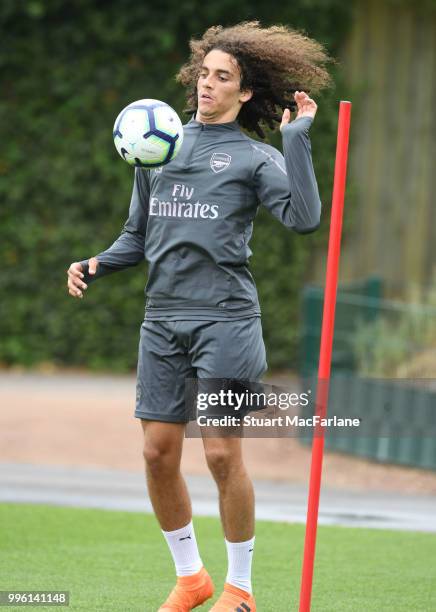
[
  {"xmin": 252, "ymin": 115, "xmax": 321, "ymax": 234},
  {"xmin": 80, "ymin": 168, "xmax": 150, "ymax": 284}
]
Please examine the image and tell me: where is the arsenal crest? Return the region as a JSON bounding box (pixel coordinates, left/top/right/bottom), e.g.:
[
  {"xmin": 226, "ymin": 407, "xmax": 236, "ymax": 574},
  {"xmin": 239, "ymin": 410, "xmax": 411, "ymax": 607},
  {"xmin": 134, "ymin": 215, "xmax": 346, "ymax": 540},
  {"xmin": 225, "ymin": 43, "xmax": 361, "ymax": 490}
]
[{"xmin": 210, "ymin": 152, "xmax": 231, "ymax": 173}]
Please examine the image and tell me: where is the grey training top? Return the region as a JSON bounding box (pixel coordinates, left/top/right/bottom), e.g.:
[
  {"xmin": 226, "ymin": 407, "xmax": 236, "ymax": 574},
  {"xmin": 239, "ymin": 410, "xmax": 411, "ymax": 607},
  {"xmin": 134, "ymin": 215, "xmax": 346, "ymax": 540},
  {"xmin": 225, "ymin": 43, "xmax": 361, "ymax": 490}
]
[{"xmin": 81, "ymin": 115, "xmax": 321, "ymax": 320}]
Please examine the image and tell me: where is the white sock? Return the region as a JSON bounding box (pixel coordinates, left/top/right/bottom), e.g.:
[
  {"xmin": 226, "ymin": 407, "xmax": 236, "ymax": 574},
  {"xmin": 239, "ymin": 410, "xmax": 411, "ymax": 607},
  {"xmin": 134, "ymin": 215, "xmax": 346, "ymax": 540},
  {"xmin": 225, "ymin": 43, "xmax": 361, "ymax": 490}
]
[
  {"xmin": 162, "ymin": 520, "xmax": 203, "ymax": 577},
  {"xmin": 225, "ymin": 536, "xmax": 255, "ymax": 593}
]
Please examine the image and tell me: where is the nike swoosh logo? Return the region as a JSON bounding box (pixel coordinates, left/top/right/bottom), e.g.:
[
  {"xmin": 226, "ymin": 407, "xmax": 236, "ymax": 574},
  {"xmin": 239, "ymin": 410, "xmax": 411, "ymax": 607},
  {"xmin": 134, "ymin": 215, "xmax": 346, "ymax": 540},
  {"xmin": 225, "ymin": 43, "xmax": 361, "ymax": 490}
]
[{"xmin": 179, "ymin": 535, "xmax": 192, "ymax": 541}]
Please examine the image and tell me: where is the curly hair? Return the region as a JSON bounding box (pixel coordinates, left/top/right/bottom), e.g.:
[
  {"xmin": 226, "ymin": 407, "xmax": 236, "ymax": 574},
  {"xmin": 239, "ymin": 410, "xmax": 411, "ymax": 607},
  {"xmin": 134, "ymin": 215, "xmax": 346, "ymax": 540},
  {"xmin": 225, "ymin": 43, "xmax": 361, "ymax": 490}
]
[{"xmin": 176, "ymin": 21, "xmax": 335, "ymax": 138}]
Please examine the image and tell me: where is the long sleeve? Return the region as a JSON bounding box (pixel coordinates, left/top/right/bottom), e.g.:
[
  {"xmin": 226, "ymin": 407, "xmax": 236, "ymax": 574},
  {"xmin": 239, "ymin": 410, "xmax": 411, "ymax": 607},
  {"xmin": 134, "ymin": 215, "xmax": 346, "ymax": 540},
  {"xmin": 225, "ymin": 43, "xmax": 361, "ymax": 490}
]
[
  {"xmin": 252, "ymin": 116, "xmax": 321, "ymax": 233},
  {"xmin": 80, "ymin": 168, "xmax": 150, "ymax": 283}
]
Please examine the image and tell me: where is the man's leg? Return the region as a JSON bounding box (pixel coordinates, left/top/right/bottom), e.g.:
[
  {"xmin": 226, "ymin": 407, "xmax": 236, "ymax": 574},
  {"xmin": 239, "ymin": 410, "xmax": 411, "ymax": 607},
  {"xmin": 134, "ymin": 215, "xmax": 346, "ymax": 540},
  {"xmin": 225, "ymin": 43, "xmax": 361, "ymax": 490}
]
[
  {"xmin": 141, "ymin": 419, "xmax": 214, "ymax": 611},
  {"xmin": 187, "ymin": 318, "xmax": 265, "ymax": 610},
  {"xmin": 203, "ymin": 434, "xmax": 256, "ymax": 611},
  {"xmin": 141, "ymin": 419, "xmax": 190, "ymax": 530},
  {"xmin": 202, "ymin": 435, "xmax": 254, "ymax": 541}
]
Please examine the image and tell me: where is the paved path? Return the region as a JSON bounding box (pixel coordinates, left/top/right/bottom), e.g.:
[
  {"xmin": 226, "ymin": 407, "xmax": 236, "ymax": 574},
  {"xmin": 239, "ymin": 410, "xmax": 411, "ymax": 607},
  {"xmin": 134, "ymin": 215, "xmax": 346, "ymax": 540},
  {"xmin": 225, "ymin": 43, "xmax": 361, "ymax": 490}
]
[
  {"xmin": 2, "ymin": 371, "xmax": 436, "ymax": 532},
  {"xmin": 2, "ymin": 463, "xmax": 436, "ymax": 532},
  {"xmin": 2, "ymin": 371, "xmax": 436, "ymax": 494}
]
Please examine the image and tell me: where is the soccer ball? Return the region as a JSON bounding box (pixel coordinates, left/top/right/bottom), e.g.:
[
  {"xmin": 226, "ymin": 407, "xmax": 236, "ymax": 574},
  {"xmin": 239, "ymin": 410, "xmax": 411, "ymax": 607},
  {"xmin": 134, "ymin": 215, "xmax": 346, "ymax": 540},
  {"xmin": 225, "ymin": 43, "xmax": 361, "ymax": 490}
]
[{"xmin": 113, "ymin": 99, "xmax": 184, "ymax": 168}]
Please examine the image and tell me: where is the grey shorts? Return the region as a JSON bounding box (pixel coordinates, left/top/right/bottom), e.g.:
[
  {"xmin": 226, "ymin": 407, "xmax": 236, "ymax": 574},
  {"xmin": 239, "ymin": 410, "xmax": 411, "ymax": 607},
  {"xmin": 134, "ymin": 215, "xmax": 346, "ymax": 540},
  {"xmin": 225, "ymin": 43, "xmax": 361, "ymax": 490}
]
[{"xmin": 135, "ymin": 317, "xmax": 268, "ymax": 423}]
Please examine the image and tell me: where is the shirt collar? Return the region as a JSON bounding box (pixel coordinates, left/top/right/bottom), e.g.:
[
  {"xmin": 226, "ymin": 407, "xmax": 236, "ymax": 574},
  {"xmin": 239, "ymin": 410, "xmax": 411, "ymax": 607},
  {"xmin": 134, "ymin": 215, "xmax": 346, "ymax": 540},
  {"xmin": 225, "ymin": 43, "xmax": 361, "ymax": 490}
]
[{"xmin": 187, "ymin": 116, "xmax": 241, "ymax": 131}]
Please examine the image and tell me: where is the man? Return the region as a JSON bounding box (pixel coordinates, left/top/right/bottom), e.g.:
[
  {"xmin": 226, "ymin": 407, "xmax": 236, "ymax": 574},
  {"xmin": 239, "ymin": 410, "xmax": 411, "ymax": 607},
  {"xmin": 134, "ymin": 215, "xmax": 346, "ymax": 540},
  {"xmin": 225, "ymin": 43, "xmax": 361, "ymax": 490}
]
[{"xmin": 67, "ymin": 21, "xmax": 331, "ymax": 612}]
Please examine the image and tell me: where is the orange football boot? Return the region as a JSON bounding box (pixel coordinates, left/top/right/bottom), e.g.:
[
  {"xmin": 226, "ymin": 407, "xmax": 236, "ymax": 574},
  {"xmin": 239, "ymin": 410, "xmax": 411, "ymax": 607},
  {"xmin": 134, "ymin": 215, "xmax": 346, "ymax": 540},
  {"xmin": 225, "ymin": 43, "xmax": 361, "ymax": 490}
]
[
  {"xmin": 209, "ymin": 583, "xmax": 256, "ymax": 611},
  {"xmin": 158, "ymin": 567, "xmax": 214, "ymax": 611}
]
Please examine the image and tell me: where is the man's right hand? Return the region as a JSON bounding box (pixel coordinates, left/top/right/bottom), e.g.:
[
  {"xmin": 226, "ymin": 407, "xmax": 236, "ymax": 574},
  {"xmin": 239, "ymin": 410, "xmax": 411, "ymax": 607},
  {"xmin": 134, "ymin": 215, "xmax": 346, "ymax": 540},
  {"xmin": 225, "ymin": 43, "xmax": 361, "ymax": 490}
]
[{"xmin": 67, "ymin": 257, "xmax": 99, "ymax": 299}]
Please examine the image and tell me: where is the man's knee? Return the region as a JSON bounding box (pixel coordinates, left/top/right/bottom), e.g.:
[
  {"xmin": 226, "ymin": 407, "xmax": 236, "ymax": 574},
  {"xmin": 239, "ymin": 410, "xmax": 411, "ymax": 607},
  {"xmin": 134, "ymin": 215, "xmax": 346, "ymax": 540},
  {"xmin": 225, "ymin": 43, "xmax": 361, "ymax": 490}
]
[
  {"xmin": 143, "ymin": 443, "xmax": 166, "ymax": 469},
  {"xmin": 143, "ymin": 442, "xmax": 179, "ymax": 475},
  {"xmin": 204, "ymin": 445, "xmax": 242, "ymax": 482},
  {"xmin": 142, "ymin": 421, "xmax": 184, "ymax": 476}
]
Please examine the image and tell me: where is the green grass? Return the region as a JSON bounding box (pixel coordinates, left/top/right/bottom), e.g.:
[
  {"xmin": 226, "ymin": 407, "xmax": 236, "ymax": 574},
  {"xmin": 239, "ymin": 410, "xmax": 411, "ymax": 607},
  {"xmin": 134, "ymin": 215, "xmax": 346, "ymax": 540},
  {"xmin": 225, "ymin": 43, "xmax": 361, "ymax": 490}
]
[{"xmin": 1, "ymin": 504, "xmax": 435, "ymax": 611}]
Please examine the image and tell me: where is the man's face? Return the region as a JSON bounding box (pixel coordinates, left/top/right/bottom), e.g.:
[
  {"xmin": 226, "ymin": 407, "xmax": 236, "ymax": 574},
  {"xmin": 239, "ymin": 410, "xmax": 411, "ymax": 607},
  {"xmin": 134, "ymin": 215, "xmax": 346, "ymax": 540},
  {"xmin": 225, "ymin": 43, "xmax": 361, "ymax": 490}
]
[{"xmin": 196, "ymin": 49, "xmax": 252, "ymax": 123}]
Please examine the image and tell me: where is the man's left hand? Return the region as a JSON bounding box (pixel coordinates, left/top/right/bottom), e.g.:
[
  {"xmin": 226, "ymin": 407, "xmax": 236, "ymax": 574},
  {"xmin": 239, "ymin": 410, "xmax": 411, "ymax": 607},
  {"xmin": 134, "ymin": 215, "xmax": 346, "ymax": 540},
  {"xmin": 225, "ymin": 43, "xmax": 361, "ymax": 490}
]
[{"xmin": 280, "ymin": 91, "xmax": 317, "ymax": 131}]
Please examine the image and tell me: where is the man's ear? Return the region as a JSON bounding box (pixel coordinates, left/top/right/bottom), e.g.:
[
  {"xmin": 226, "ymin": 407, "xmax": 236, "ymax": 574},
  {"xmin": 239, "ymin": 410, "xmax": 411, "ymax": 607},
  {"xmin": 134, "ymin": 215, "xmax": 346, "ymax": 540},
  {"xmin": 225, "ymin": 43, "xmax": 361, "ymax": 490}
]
[{"xmin": 240, "ymin": 89, "xmax": 253, "ymax": 104}]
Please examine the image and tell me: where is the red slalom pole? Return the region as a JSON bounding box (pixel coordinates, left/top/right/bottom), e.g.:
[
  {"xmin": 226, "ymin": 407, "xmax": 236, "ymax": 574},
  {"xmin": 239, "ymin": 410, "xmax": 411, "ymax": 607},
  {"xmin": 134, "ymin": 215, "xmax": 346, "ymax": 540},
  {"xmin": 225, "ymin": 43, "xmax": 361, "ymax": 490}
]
[{"xmin": 298, "ymin": 101, "xmax": 352, "ymax": 612}]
